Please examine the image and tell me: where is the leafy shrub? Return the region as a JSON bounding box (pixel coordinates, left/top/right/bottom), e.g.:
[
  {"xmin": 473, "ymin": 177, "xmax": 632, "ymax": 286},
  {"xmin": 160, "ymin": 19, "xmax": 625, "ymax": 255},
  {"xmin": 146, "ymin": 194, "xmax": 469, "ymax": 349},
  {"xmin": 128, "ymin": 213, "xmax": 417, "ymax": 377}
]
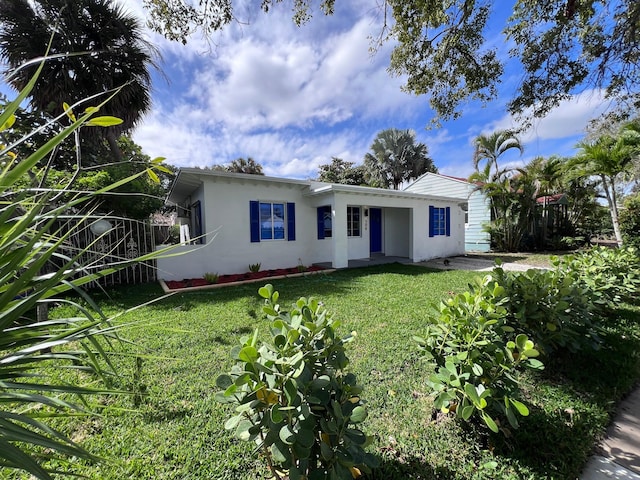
[
  {"xmin": 249, "ymin": 262, "xmax": 261, "ymax": 273},
  {"xmin": 0, "ymin": 64, "xmax": 168, "ymax": 478},
  {"xmin": 619, "ymin": 192, "xmax": 640, "ymax": 249},
  {"xmin": 203, "ymin": 272, "xmax": 219, "ymax": 284},
  {"xmin": 297, "ymin": 258, "xmax": 307, "ymax": 273},
  {"xmin": 215, "ymin": 284, "xmax": 377, "ymax": 480},
  {"xmin": 492, "ymin": 263, "xmax": 600, "ymax": 354},
  {"xmin": 553, "ymin": 246, "xmax": 640, "ymax": 306},
  {"xmin": 414, "ymin": 276, "xmax": 544, "ymax": 433}
]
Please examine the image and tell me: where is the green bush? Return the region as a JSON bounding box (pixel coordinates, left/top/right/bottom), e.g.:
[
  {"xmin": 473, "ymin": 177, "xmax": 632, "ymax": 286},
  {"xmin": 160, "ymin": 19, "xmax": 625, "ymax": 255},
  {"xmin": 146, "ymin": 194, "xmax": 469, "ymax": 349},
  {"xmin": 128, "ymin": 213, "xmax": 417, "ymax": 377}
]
[
  {"xmin": 203, "ymin": 272, "xmax": 219, "ymax": 284},
  {"xmin": 553, "ymin": 246, "xmax": 640, "ymax": 306},
  {"xmin": 492, "ymin": 264, "xmax": 600, "ymax": 354},
  {"xmin": 215, "ymin": 284, "xmax": 377, "ymax": 480},
  {"xmin": 414, "ymin": 276, "xmax": 544, "ymax": 433},
  {"xmin": 249, "ymin": 262, "xmax": 261, "ymax": 273},
  {"xmin": 0, "ymin": 64, "xmax": 169, "ymax": 478},
  {"xmin": 620, "ymin": 192, "xmax": 640, "ymax": 249}
]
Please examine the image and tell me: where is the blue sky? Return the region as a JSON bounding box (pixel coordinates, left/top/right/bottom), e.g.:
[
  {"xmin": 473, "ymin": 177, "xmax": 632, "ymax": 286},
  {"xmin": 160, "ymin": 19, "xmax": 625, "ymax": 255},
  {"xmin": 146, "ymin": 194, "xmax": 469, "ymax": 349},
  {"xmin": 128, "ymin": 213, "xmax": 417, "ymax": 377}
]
[{"xmin": 6, "ymin": 1, "xmax": 612, "ymax": 180}]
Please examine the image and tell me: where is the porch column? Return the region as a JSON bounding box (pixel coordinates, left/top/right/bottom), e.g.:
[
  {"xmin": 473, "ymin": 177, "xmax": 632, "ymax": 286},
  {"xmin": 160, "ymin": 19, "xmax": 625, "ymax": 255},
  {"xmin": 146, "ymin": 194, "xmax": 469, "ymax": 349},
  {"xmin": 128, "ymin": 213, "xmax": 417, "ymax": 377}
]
[{"xmin": 332, "ymin": 196, "xmax": 348, "ymax": 268}]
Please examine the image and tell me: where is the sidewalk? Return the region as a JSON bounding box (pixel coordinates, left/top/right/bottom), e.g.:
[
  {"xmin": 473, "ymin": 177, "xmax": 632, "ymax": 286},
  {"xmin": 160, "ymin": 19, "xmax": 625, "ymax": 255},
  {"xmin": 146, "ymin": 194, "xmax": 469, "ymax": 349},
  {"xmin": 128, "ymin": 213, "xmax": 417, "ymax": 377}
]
[{"xmin": 580, "ymin": 385, "xmax": 640, "ymax": 479}]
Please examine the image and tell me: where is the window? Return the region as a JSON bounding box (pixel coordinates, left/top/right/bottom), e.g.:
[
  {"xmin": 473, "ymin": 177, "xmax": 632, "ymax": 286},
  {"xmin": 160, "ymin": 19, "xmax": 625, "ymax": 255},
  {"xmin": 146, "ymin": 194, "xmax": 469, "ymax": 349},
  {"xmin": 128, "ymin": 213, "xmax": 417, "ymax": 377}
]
[
  {"xmin": 429, "ymin": 206, "xmax": 451, "ymax": 237},
  {"xmin": 250, "ymin": 201, "xmax": 295, "ymax": 242},
  {"xmin": 347, "ymin": 206, "xmax": 361, "ymax": 237},
  {"xmin": 317, "ymin": 206, "xmax": 332, "ymax": 239},
  {"xmin": 260, "ymin": 202, "xmax": 285, "ymax": 240}
]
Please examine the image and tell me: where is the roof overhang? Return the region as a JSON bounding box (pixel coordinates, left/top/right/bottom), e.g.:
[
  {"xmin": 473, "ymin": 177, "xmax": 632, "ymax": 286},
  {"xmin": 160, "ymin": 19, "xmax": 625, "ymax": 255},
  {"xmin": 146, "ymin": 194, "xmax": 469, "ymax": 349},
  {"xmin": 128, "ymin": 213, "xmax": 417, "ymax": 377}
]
[
  {"xmin": 167, "ymin": 168, "xmax": 467, "ymax": 206},
  {"xmin": 167, "ymin": 168, "xmax": 310, "ymax": 205},
  {"xmin": 306, "ymin": 182, "xmax": 466, "ymax": 204}
]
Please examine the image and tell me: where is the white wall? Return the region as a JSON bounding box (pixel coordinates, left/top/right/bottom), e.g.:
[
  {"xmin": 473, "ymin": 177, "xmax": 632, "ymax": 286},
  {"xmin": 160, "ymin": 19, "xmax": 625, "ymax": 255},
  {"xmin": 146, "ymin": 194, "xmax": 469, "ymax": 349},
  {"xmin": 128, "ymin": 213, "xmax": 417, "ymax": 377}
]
[
  {"xmin": 385, "ymin": 208, "xmax": 410, "ymax": 257},
  {"xmin": 159, "ymin": 177, "xmax": 324, "ymax": 279},
  {"xmin": 158, "ymin": 174, "xmax": 468, "ymax": 279},
  {"xmin": 406, "ymin": 173, "xmax": 490, "ymax": 252},
  {"xmin": 411, "ymin": 201, "xmax": 465, "ymax": 262}
]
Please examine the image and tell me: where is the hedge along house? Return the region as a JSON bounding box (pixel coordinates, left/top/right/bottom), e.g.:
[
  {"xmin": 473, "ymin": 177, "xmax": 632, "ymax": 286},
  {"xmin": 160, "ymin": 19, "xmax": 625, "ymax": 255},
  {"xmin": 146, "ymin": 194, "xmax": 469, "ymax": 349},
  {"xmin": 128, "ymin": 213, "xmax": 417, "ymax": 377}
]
[
  {"xmin": 405, "ymin": 172, "xmax": 491, "ymax": 252},
  {"xmin": 157, "ymin": 169, "xmax": 467, "ymax": 281}
]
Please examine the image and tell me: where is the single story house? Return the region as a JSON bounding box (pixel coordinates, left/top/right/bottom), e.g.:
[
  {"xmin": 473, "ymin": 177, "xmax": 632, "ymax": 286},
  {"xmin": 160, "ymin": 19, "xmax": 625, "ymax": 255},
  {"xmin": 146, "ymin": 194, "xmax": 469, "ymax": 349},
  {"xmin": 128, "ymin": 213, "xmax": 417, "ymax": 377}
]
[
  {"xmin": 157, "ymin": 169, "xmax": 467, "ymax": 280},
  {"xmin": 405, "ymin": 172, "xmax": 491, "ymax": 252}
]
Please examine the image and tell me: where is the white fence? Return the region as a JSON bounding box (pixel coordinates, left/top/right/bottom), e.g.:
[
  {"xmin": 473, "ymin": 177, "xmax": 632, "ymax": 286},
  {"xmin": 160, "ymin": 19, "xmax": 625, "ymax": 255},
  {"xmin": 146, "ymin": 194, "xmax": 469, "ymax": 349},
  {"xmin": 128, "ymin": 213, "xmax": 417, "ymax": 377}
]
[{"xmin": 54, "ymin": 216, "xmax": 157, "ymax": 288}]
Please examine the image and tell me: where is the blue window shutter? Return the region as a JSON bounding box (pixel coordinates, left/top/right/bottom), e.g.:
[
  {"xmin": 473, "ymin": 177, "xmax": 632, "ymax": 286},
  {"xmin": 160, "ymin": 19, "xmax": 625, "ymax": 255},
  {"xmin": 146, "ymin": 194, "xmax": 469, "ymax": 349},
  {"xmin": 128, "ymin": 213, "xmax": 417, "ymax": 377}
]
[
  {"xmin": 287, "ymin": 202, "xmax": 296, "ymax": 241},
  {"xmin": 250, "ymin": 201, "xmax": 260, "ymax": 243},
  {"xmin": 317, "ymin": 207, "xmax": 325, "ymax": 239},
  {"xmin": 445, "ymin": 206, "xmax": 451, "ymax": 236},
  {"xmin": 429, "ymin": 206, "xmax": 435, "ymax": 237}
]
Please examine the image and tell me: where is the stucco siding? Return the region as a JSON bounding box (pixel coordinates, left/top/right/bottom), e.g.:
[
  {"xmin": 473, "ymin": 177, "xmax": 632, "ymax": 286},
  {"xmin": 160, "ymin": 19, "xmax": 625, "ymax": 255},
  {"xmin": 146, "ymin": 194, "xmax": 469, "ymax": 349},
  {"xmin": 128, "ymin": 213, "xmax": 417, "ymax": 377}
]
[
  {"xmin": 158, "ymin": 171, "xmax": 468, "ymax": 280},
  {"xmin": 406, "ymin": 173, "xmax": 490, "ymax": 252},
  {"xmin": 385, "ymin": 208, "xmax": 410, "ymax": 257}
]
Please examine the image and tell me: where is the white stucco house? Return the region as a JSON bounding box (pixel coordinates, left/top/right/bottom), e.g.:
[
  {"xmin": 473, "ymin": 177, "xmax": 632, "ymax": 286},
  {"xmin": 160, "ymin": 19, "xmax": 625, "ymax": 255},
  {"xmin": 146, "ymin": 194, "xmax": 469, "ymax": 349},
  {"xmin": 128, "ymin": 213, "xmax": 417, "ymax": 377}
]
[
  {"xmin": 405, "ymin": 172, "xmax": 491, "ymax": 252},
  {"xmin": 157, "ymin": 169, "xmax": 467, "ymax": 280}
]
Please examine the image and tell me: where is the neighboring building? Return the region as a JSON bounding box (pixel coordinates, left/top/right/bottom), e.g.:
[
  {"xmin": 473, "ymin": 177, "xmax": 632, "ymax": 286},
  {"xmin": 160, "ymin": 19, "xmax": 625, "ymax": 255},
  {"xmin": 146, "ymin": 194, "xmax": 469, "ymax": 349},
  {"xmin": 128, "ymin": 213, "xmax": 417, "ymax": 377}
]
[
  {"xmin": 405, "ymin": 172, "xmax": 491, "ymax": 252},
  {"xmin": 157, "ymin": 169, "xmax": 467, "ymax": 280},
  {"xmin": 533, "ymin": 193, "xmax": 570, "ymax": 244}
]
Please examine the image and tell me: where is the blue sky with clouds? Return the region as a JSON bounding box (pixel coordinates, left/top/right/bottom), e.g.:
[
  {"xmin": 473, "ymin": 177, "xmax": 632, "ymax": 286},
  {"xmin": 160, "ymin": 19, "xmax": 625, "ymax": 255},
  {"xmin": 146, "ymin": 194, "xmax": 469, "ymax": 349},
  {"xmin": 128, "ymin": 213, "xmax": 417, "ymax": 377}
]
[{"xmin": 4, "ymin": 1, "xmax": 612, "ymax": 180}]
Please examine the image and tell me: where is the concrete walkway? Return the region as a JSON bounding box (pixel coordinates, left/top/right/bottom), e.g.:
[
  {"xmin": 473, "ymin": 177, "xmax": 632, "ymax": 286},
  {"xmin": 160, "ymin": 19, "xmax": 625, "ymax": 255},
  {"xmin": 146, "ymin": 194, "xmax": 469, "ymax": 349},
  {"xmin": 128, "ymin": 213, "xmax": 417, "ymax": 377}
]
[
  {"xmin": 417, "ymin": 255, "xmax": 640, "ymax": 480},
  {"xmin": 580, "ymin": 388, "xmax": 640, "ymax": 479},
  {"xmin": 415, "ymin": 255, "xmax": 540, "ymax": 272}
]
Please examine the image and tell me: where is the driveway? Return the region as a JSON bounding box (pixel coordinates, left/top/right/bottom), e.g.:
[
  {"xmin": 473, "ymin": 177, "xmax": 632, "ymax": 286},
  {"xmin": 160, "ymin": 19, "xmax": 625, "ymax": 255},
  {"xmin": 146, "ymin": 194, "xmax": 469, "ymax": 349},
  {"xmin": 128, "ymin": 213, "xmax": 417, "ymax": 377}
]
[{"xmin": 416, "ymin": 255, "xmax": 544, "ymax": 272}]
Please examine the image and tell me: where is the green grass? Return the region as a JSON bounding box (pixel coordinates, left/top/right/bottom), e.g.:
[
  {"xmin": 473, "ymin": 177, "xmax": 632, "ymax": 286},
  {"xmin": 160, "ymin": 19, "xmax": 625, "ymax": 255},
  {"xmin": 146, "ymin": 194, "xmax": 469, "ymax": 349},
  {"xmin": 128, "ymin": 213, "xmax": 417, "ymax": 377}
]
[{"xmin": 4, "ymin": 264, "xmax": 640, "ymax": 479}]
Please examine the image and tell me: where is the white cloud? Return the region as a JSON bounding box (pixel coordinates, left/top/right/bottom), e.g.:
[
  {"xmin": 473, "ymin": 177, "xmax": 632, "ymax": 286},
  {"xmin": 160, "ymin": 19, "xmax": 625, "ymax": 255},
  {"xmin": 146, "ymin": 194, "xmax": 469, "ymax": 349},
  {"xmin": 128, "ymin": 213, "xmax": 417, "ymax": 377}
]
[
  {"xmin": 128, "ymin": 3, "xmax": 424, "ymax": 179},
  {"xmin": 178, "ymin": 15, "xmax": 412, "ymax": 133},
  {"xmin": 485, "ymin": 89, "xmax": 611, "ymax": 143}
]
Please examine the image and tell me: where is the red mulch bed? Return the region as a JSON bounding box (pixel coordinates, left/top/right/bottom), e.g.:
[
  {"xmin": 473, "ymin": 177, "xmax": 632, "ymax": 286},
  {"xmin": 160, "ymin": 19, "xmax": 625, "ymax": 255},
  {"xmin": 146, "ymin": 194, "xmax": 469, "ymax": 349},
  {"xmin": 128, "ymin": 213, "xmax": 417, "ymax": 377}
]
[{"xmin": 164, "ymin": 265, "xmax": 326, "ymax": 290}]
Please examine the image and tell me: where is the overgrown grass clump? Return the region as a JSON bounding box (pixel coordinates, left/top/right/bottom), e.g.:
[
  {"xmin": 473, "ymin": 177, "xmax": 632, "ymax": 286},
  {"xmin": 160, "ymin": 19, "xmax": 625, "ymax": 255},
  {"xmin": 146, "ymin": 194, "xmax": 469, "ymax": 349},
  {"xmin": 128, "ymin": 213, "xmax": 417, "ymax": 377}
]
[{"xmin": 4, "ymin": 262, "xmax": 640, "ymax": 479}]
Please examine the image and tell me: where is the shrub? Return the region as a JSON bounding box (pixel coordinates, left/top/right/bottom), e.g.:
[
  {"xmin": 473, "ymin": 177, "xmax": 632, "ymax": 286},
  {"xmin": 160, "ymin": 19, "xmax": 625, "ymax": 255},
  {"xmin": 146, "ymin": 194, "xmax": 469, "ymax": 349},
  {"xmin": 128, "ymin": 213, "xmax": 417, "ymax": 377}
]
[
  {"xmin": 492, "ymin": 263, "xmax": 600, "ymax": 354},
  {"xmin": 620, "ymin": 192, "xmax": 640, "ymax": 249},
  {"xmin": 553, "ymin": 246, "xmax": 640, "ymax": 306},
  {"xmin": 215, "ymin": 284, "xmax": 377, "ymax": 480},
  {"xmin": 249, "ymin": 262, "xmax": 261, "ymax": 273},
  {"xmin": 297, "ymin": 258, "xmax": 307, "ymax": 273},
  {"xmin": 414, "ymin": 276, "xmax": 544, "ymax": 433},
  {"xmin": 0, "ymin": 64, "xmax": 168, "ymax": 478},
  {"xmin": 204, "ymin": 272, "xmax": 219, "ymax": 284}
]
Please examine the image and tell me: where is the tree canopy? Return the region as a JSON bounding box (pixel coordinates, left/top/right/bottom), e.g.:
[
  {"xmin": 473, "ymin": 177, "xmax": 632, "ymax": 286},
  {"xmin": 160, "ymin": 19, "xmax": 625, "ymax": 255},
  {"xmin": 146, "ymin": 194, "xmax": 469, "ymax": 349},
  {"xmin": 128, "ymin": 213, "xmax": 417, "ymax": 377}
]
[
  {"xmin": 363, "ymin": 128, "xmax": 436, "ymax": 189},
  {"xmin": 142, "ymin": 0, "xmax": 639, "ymax": 124},
  {"xmin": 316, "ymin": 157, "xmax": 366, "ymax": 185},
  {"xmin": 208, "ymin": 157, "xmax": 265, "ymax": 175},
  {"xmin": 572, "ymin": 122, "xmax": 640, "ymax": 245},
  {"xmin": 0, "ymin": 0, "xmax": 158, "ymax": 159},
  {"xmin": 472, "ymin": 130, "xmax": 523, "ymax": 181}
]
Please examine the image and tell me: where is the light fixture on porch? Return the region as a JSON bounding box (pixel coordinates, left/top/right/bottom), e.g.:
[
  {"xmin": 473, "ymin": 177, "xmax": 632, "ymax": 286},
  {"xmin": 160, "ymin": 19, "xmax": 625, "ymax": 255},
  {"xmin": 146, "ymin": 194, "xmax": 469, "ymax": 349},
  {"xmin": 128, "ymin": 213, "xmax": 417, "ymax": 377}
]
[
  {"xmin": 364, "ymin": 208, "xmax": 369, "ymax": 217},
  {"xmin": 90, "ymin": 219, "xmax": 113, "ymax": 236}
]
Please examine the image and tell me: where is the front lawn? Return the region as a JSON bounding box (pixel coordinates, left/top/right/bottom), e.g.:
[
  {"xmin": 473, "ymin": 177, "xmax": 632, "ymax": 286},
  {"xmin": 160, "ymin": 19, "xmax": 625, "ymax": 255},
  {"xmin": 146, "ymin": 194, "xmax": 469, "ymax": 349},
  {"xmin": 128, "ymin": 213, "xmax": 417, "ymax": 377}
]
[{"xmin": 9, "ymin": 264, "xmax": 640, "ymax": 479}]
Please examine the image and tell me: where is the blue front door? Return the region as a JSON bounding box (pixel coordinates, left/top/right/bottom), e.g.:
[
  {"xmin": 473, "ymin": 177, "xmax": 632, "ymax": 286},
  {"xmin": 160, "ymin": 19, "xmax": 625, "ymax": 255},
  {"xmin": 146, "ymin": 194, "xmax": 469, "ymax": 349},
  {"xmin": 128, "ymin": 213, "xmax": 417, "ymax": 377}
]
[{"xmin": 370, "ymin": 208, "xmax": 382, "ymax": 254}]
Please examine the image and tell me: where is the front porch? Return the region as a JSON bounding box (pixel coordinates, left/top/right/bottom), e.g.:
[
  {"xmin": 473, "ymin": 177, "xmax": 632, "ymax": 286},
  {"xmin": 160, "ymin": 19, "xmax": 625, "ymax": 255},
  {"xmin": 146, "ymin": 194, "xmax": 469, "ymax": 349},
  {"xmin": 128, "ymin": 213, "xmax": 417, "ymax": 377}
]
[{"xmin": 315, "ymin": 255, "xmax": 413, "ymax": 269}]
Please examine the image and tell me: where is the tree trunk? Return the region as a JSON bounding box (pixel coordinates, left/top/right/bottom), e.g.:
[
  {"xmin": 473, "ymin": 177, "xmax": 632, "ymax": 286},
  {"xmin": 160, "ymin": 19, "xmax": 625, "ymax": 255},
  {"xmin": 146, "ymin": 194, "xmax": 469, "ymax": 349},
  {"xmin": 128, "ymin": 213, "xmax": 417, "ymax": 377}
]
[
  {"xmin": 602, "ymin": 175, "xmax": 624, "ymax": 246},
  {"xmin": 106, "ymin": 130, "xmax": 123, "ymax": 163}
]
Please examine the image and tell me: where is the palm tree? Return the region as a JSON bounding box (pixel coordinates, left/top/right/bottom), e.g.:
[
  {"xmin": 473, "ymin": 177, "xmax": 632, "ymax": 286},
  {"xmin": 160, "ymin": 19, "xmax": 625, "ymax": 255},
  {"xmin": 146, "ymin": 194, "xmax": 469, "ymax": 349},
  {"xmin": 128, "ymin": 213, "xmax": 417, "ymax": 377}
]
[
  {"xmin": 524, "ymin": 156, "xmax": 564, "ymax": 243},
  {"xmin": 226, "ymin": 157, "xmax": 265, "ymax": 175},
  {"xmin": 363, "ymin": 128, "xmax": 436, "ymax": 189},
  {"xmin": 478, "ymin": 167, "xmax": 539, "ymax": 252},
  {"xmin": 473, "ymin": 130, "xmax": 523, "ymax": 180},
  {"xmin": 573, "ymin": 123, "xmax": 640, "ymax": 246},
  {"xmin": 0, "ymin": 0, "xmax": 158, "ymax": 162}
]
